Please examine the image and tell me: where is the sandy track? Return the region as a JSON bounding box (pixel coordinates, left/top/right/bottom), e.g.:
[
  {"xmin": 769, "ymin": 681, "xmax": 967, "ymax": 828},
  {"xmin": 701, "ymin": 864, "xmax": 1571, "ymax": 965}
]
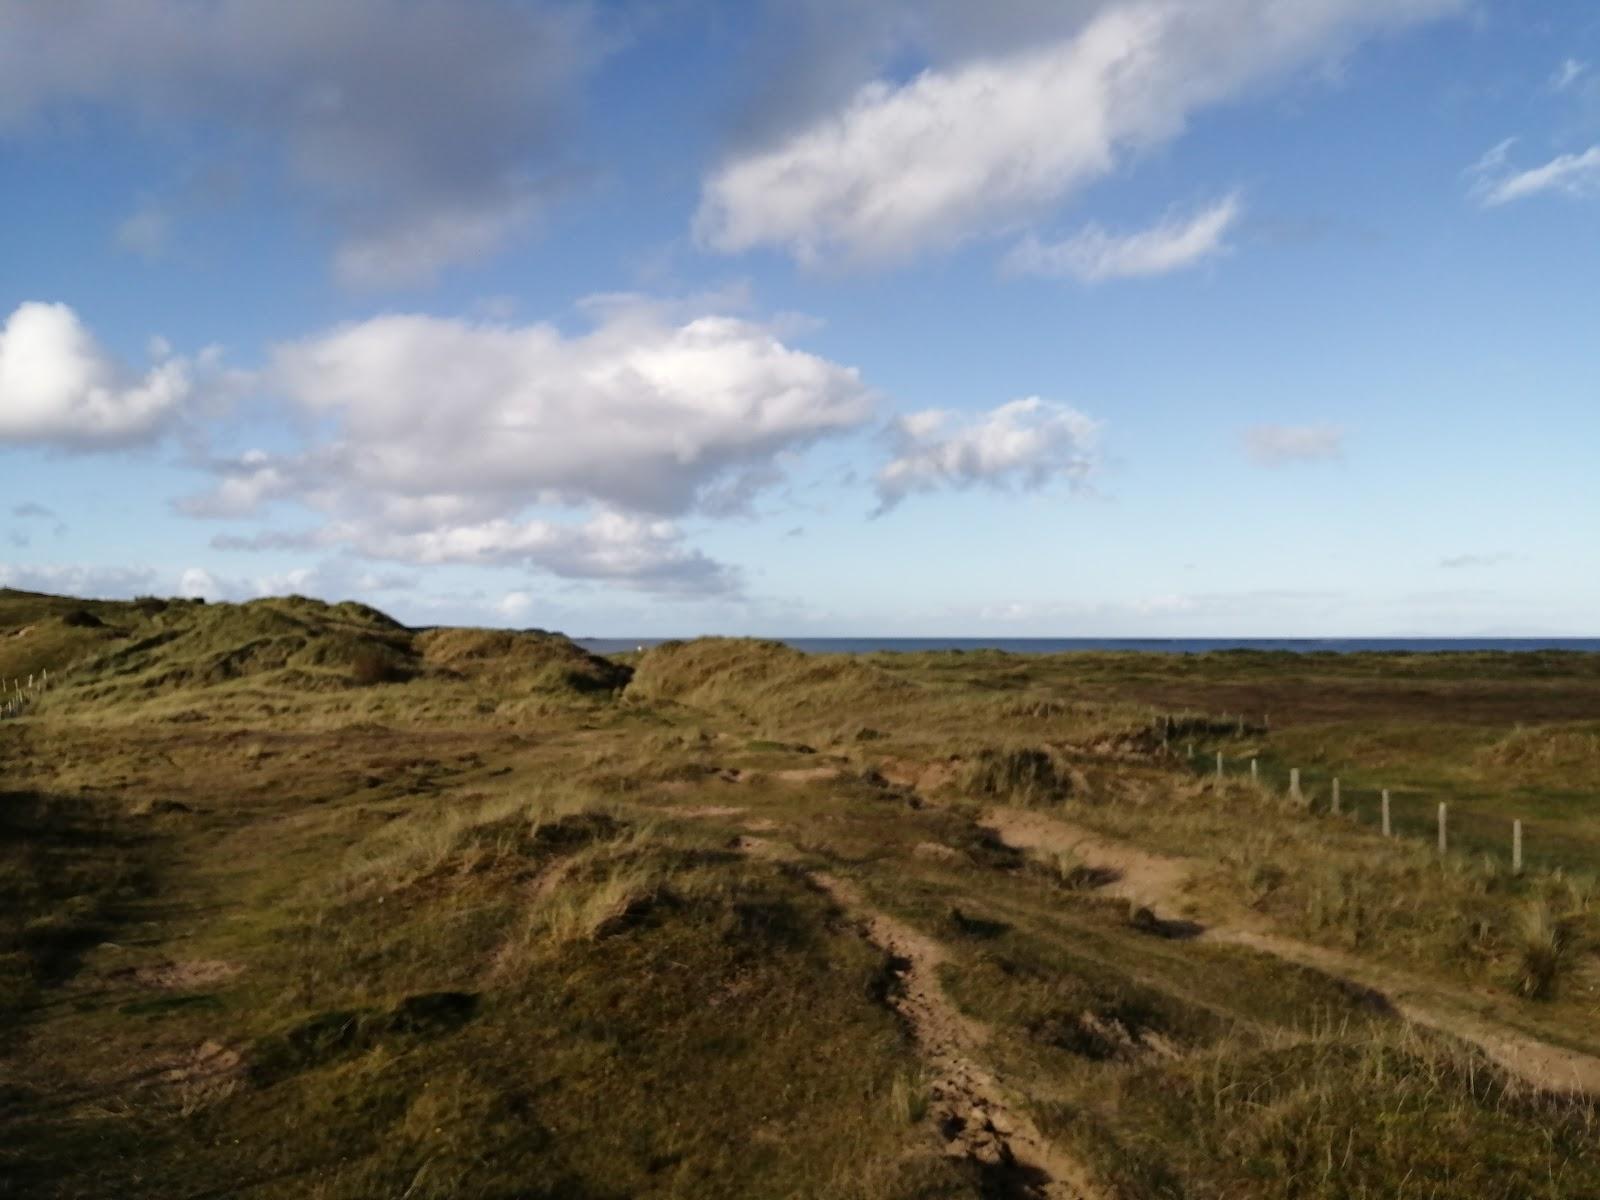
[
  {"xmin": 731, "ymin": 835, "xmax": 1104, "ymax": 1199},
  {"xmin": 982, "ymin": 807, "xmax": 1600, "ymax": 1096}
]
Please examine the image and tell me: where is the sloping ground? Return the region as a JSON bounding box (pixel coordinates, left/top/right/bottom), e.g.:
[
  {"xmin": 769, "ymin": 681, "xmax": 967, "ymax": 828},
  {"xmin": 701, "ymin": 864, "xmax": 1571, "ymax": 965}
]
[
  {"xmin": 6, "ymin": 591, "xmax": 1600, "ymax": 1196},
  {"xmin": 624, "ymin": 638, "xmax": 1148, "ymax": 756},
  {"xmin": 416, "ymin": 627, "xmax": 630, "ymax": 694},
  {"xmin": 1478, "ymin": 722, "xmax": 1600, "ymax": 789},
  {"xmin": 0, "ymin": 588, "xmax": 155, "ymax": 683},
  {"xmin": 982, "ymin": 807, "xmax": 1600, "ymax": 1094},
  {"xmin": 626, "ymin": 637, "xmax": 918, "ymax": 727},
  {"xmin": 0, "ymin": 592, "xmax": 641, "ymax": 738},
  {"xmin": 52, "ymin": 595, "xmax": 416, "ymax": 702}
]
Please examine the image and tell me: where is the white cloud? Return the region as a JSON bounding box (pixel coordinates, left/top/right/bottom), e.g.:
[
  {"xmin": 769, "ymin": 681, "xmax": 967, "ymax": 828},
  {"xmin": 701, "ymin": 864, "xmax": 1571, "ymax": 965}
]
[
  {"xmin": 185, "ymin": 297, "xmax": 875, "ymax": 595},
  {"xmin": 1243, "ymin": 424, "xmax": 1345, "ymax": 466},
  {"xmin": 358, "ymin": 512, "xmax": 739, "ymax": 596},
  {"xmin": 496, "ymin": 591, "xmax": 536, "ymax": 621},
  {"xmin": 875, "ymin": 397, "xmax": 1099, "ymax": 513},
  {"xmin": 1551, "ymin": 58, "xmax": 1588, "ymax": 93},
  {"xmin": 0, "ymin": 562, "xmax": 157, "ymax": 598},
  {"xmin": 176, "ymin": 451, "xmax": 293, "ymax": 519},
  {"xmin": 258, "ymin": 300, "xmax": 873, "ymax": 519},
  {"xmin": 178, "ymin": 566, "xmax": 222, "ymax": 600},
  {"xmin": 1005, "ymin": 195, "xmax": 1241, "ymax": 281},
  {"xmin": 698, "ymin": 0, "xmax": 1462, "ymax": 266},
  {"xmin": 1473, "ymin": 143, "xmax": 1600, "ymax": 206},
  {"xmin": 0, "ymin": 301, "xmax": 225, "ymax": 447},
  {"xmin": 0, "ymin": 1, "xmax": 598, "ymax": 285}
]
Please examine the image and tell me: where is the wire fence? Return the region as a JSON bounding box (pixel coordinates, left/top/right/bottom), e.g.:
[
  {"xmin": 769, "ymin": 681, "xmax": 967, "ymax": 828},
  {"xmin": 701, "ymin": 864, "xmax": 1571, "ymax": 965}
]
[{"xmin": 1180, "ymin": 737, "xmax": 1588, "ymax": 877}]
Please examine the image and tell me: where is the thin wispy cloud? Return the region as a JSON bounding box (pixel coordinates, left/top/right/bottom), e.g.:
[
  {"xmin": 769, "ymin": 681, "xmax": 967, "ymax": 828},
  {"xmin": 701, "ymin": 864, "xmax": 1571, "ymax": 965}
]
[
  {"xmin": 1004, "ymin": 196, "xmax": 1241, "ymax": 283},
  {"xmin": 1550, "ymin": 58, "xmax": 1589, "ymax": 93},
  {"xmin": 114, "ymin": 203, "xmax": 171, "ymax": 261},
  {"xmin": 1439, "ymin": 552, "xmax": 1514, "ymax": 569},
  {"xmin": 1471, "ymin": 142, "xmax": 1600, "ymax": 206},
  {"xmin": 1243, "ymin": 424, "xmax": 1345, "ymax": 466}
]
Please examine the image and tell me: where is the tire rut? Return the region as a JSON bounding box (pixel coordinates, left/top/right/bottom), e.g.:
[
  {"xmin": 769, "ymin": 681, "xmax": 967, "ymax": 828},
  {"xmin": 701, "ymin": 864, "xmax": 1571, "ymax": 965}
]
[
  {"xmin": 983, "ymin": 806, "xmax": 1600, "ymax": 1096},
  {"xmin": 728, "ymin": 833, "xmax": 1105, "ymax": 1197}
]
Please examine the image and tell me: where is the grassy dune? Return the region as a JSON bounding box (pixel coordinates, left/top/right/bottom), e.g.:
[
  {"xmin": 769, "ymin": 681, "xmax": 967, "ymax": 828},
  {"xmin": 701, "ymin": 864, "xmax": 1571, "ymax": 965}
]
[{"xmin": 3, "ymin": 588, "xmax": 1599, "ymax": 1198}]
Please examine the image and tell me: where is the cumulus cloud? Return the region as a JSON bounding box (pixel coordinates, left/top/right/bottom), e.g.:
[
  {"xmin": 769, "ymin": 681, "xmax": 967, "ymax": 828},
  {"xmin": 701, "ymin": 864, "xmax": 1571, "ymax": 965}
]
[
  {"xmin": 0, "ymin": 0, "xmax": 598, "ymax": 285},
  {"xmin": 1005, "ymin": 195, "xmax": 1240, "ymax": 281},
  {"xmin": 1472, "ymin": 143, "xmax": 1600, "ymax": 206},
  {"xmin": 1243, "ymin": 424, "xmax": 1345, "ymax": 466},
  {"xmin": 185, "ymin": 297, "xmax": 875, "ymax": 595},
  {"xmin": 0, "ymin": 301, "xmax": 227, "ymax": 447},
  {"xmin": 875, "ymin": 398, "xmax": 1099, "ymax": 513},
  {"xmin": 699, "ymin": 0, "xmax": 1461, "ymax": 265},
  {"xmin": 496, "ymin": 591, "xmax": 537, "ymax": 621}
]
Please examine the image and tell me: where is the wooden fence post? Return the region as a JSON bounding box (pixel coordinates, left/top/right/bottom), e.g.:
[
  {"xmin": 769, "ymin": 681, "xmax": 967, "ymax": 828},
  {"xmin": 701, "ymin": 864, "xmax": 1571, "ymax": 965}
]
[
  {"xmin": 1216, "ymin": 751, "xmax": 1224, "ymax": 781},
  {"xmin": 1382, "ymin": 790, "xmax": 1391, "ymax": 838},
  {"xmin": 1513, "ymin": 820, "xmax": 1523, "ymax": 875},
  {"xmin": 1289, "ymin": 768, "xmax": 1302, "ymax": 802},
  {"xmin": 1438, "ymin": 803, "xmax": 1448, "ymax": 856},
  {"xmin": 1250, "ymin": 758, "xmax": 1258, "ymax": 782},
  {"xmin": 1331, "ymin": 778, "xmax": 1341, "ymax": 815}
]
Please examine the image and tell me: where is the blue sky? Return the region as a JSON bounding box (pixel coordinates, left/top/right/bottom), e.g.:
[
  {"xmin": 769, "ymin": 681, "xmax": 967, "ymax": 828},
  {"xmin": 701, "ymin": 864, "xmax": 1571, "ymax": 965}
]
[{"xmin": 1, "ymin": 0, "xmax": 1597, "ymax": 636}]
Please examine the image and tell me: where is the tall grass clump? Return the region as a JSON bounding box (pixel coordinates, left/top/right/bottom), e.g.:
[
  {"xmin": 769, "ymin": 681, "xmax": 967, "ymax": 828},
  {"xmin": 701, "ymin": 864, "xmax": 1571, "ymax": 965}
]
[
  {"xmin": 1510, "ymin": 899, "xmax": 1580, "ymax": 1000},
  {"xmin": 961, "ymin": 746, "xmax": 1070, "ymax": 806}
]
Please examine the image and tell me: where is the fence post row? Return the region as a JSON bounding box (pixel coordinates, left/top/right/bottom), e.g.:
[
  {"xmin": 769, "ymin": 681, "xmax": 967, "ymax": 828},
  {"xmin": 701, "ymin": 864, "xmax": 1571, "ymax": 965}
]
[{"xmin": 1199, "ymin": 737, "xmax": 1525, "ymax": 874}]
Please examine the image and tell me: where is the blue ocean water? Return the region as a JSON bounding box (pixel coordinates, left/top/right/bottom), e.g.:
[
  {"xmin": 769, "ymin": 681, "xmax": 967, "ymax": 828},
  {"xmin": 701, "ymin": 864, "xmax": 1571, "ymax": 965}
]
[{"xmin": 575, "ymin": 637, "xmax": 1600, "ymax": 656}]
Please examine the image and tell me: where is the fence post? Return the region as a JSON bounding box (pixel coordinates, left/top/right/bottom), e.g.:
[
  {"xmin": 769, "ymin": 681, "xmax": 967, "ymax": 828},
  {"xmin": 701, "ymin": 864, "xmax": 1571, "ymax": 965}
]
[
  {"xmin": 1216, "ymin": 751, "xmax": 1224, "ymax": 781},
  {"xmin": 1187, "ymin": 742, "xmax": 1194, "ymax": 761},
  {"xmin": 1513, "ymin": 819, "xmax": 1523, "ymax": 875},
  {"xmin": 1250, "ymin": 758, "xmax": 1258, "ymax": 782},
  {"xmin": 1331, "ymin": 778, "xmax": 1341, "ymax": 815},
  {"xmin": 1438, "ymin": 803, "xmax": 1448, "ymax": 856},
  {"xmin": 1382, "ymin": 790, "xmax": 1391, "ymax": 838},
  {"xmin": 1289, "ymin": 768, "xmax": 1302, "ymax": 802}
]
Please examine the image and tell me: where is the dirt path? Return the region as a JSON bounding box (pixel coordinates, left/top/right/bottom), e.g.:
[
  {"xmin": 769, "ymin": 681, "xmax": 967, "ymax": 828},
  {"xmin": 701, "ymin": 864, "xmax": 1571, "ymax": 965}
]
[
  {"xmin": 982, "ymin": 807, "xmax": 1600, "ymax": 1097},
  {"xmin": 731, "ymin": 836, "xmax": 1104, "ymax": 1199}
]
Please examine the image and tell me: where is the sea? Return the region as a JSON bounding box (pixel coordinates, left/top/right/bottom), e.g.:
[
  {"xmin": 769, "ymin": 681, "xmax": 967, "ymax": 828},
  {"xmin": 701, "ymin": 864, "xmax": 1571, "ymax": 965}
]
[{"xmin": 574, "ymin": 637, "xmax": 1600, "ymax": 656}]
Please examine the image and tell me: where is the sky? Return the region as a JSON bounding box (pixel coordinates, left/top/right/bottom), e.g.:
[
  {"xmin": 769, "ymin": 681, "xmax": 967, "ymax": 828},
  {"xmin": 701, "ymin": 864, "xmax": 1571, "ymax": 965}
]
[{"xmin": 1, "ymin": 0, "xmax": 1597, "ymax": 637}]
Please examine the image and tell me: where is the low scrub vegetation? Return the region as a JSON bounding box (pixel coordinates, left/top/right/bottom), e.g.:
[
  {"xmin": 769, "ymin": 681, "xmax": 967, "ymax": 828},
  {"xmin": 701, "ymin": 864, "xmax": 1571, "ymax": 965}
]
[{"xmin": 6, "ymin": 586, "xmax": 1600, "ymax": 1197}]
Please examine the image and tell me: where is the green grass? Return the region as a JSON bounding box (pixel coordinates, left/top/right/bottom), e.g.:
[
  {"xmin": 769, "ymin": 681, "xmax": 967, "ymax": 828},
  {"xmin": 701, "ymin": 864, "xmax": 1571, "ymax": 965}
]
[{"xmin": 7, "ymin": 591, "xmax": 1600, "ymax": 1197}]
